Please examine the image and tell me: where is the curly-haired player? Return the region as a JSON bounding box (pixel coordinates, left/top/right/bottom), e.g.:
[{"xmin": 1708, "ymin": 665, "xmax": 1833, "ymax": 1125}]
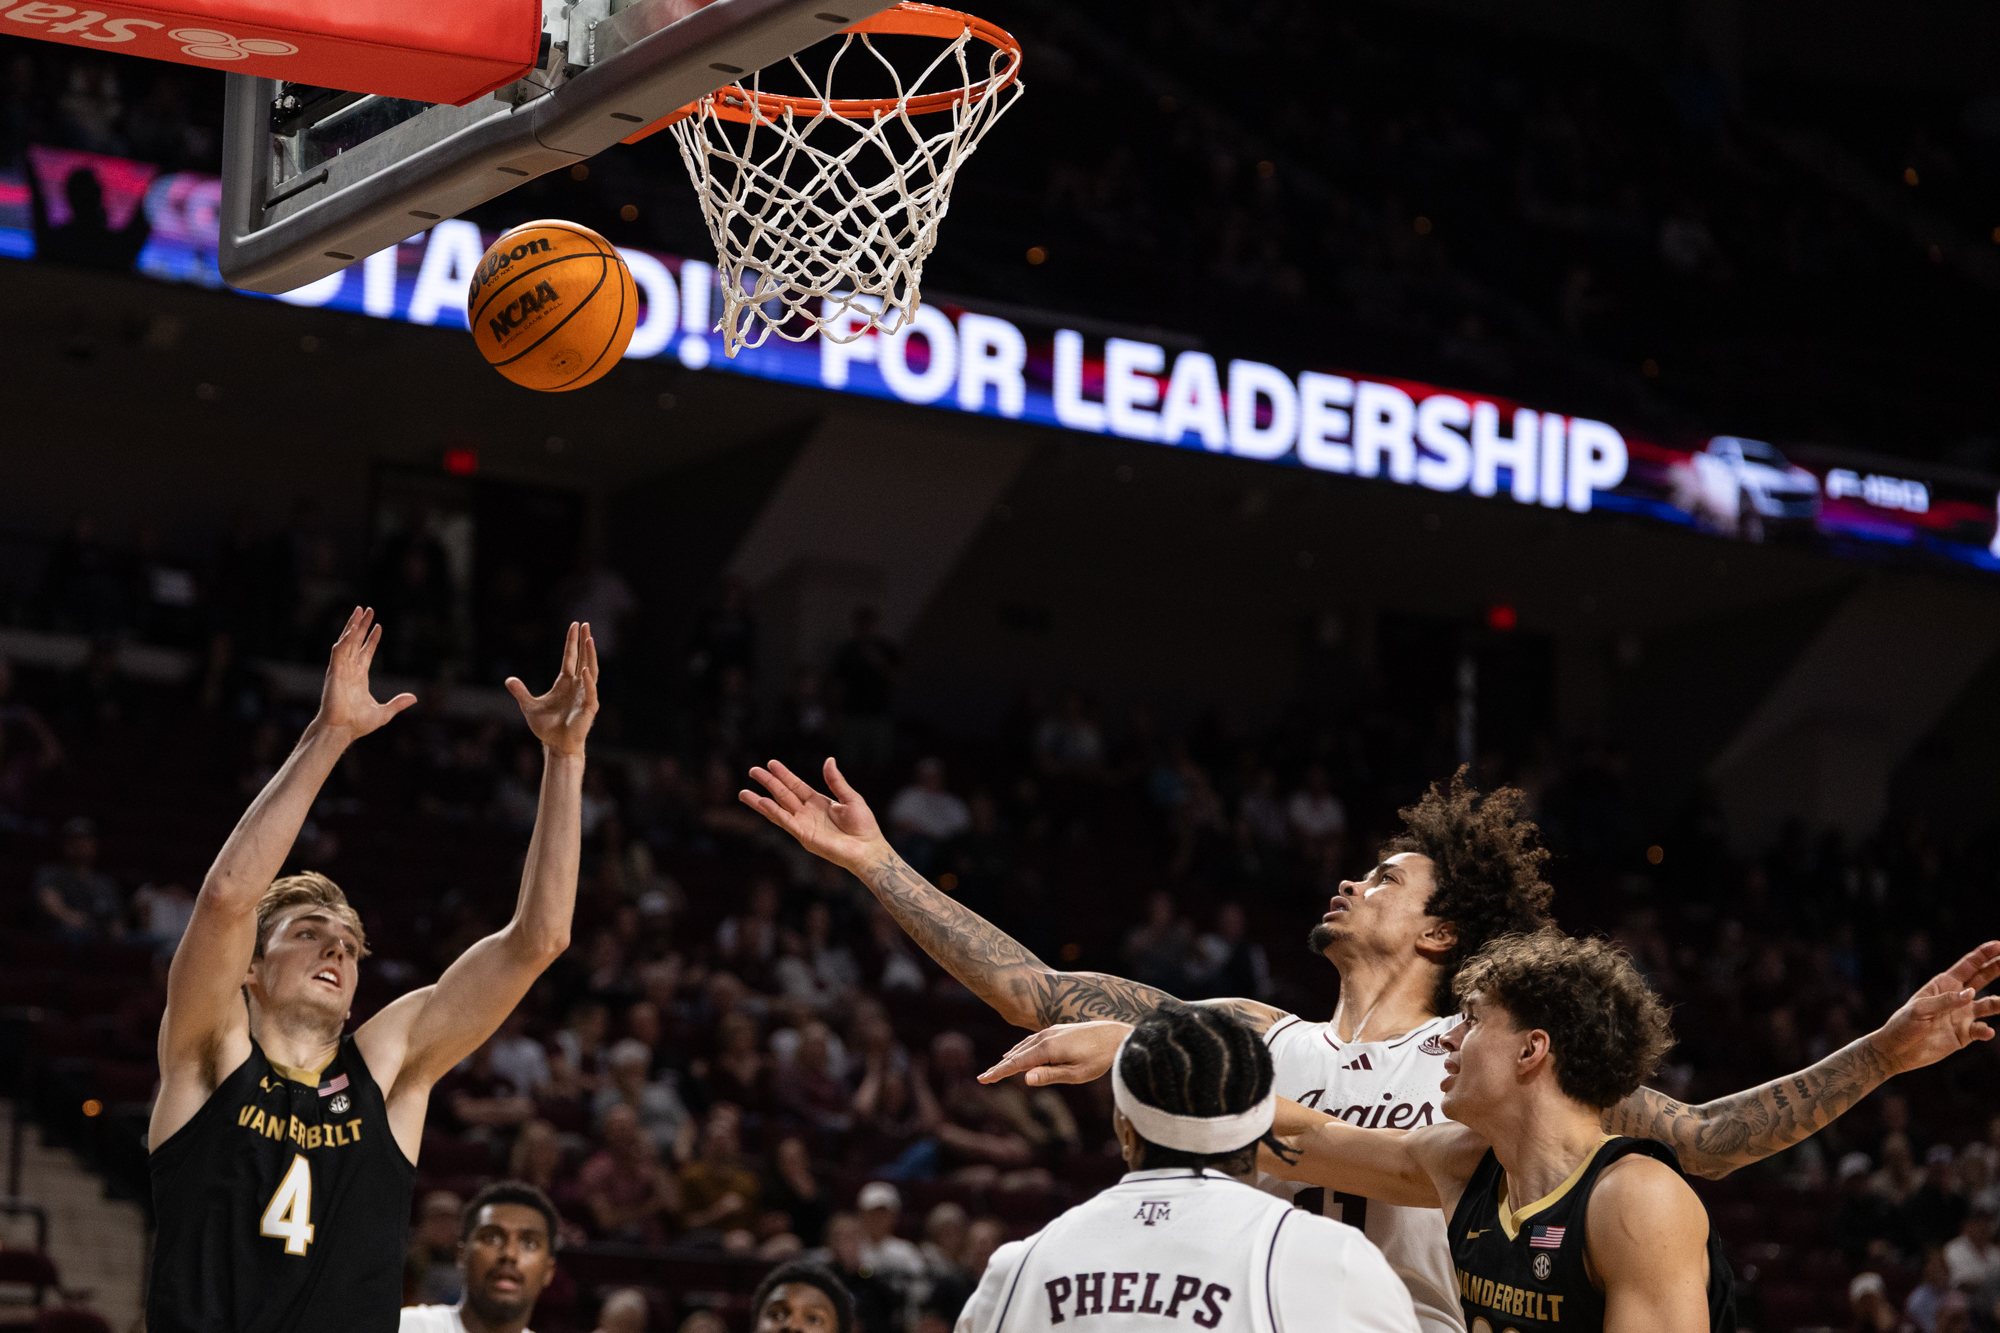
[
  {"xmin": 1273, "ymin": 932, "xmax": 1726, "ymax": 1333},
  {"xmin": 958, "ymin": 1004, "xmax": 1417, "ymax": 1333},
  {"xmin": 742, "ymin": 759, "xmax": 2000, "ymax": 1333}
]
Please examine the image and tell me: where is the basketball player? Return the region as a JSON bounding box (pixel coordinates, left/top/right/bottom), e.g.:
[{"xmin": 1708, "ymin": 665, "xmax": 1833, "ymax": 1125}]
[
  {"xmin": 955, "ymin": 1005, "xmax": 1418, "ymax": 1333},
  {"xmin": 741, "ymin": 759, "xmax": 2000, "ymax": 1333},
  {"xmin": 1267, "ymin": 932, "xmax": 1734, "ymax": 1333},
  {"xmin": 147, "ymin": 609, "xmax": 598, "ymax": 1333},
  {"xmin": 401, "ymin": 1182, "xmax": 563, "ymax": 1333},
  {"xmin": 753, "ymin": 1262, "xmax": 861, "ymax": 1333}
]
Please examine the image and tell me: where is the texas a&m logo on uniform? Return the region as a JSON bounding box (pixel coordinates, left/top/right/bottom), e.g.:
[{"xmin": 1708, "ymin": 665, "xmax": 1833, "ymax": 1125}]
[{"xmin": 1134, "ymin": 1201, "xmax": 1171, "ymax": 1226}]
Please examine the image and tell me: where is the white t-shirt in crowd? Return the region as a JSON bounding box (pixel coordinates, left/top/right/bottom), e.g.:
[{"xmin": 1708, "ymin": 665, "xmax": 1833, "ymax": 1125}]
[
  {"xmin": 1258, "ymin": 1013, "xmax": 1464, "ymax": 1333},
  {"xmin": 1286, "ymin": 791, "xmax": 1347, "ymax": 841},
  {"xmin": 401, "ymin": 1305, "xmax": 534, "ymax": 1333},
  {"xmin": 957, "ymin": 1167, "xmax": 1417, "ymax": 1333},
  {"xmin": 889, "ymin": 786, "xmax": 971, "ymax": 841}
]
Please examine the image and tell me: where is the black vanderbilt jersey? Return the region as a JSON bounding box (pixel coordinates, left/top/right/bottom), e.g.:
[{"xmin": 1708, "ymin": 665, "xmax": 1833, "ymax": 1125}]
[
  {"xmin": 148, "ymin": 1035, "xmax": 416, "ymax": 1333},
  {"xmin": 1446, "ymin": 1136, "xmax": 1734, "ymax": 1333}
]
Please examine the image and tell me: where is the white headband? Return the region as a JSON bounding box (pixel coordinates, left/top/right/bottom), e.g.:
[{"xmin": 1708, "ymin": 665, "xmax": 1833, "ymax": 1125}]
[{"xmin": 1109, "ymin": 1033, "xmax": 1277, "ymax": 1155}]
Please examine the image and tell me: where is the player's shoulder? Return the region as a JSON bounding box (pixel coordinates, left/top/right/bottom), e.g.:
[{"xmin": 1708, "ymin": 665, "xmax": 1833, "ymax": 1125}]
[
  {"xmin": 397, "ymin": 1305, "xmax": 466, "ymax": 1333},
  {"xmin": 1586, "ymin": 1149, "xmax": 1708, "ymax": 1265}
]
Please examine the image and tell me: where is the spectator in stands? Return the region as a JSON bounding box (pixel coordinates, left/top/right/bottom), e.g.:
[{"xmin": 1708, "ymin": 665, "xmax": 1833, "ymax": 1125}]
[
  {"xmin": 717, "ymin": 878, "xmax": 782, "ymax": 986},
  {"xmin": 1909, "ymin": 1146, "xmax": 1972, "ymax": 1251},
  {"xmin": 925, "ymin": 1032, "xmax": 1040, "ymax": 1187},
  {"xmin": 35, "ymin": 815, "xmax": 124, "ymax": 939},
  {"xmin": 1188, "ymin": 900, "xmax": 1273, "ymax": 1002},
  {"xmin": 0, "ymin": 656, "xmax": 63, "ymax": 828},
  {"xmin": 763, "ymin": 1135, "xmax": 833, "ymax": 1248},
  {"xmin": 1946, "ymin": 1210, "xmax": 2000, "ymax": 1291},
  {"xmin": 1880, "ymin": 1134, "xmax": 1926, "ymax": 1207},
  {"xmin": 679, "ymin": 1103, "xmax": 762, "ymax": 1248},
  {"xmin": 698, "ymin": 1011, "xmax": 774, "ymax": 1116},
  {"xmin": 850, "ymin": 1050, "xmax": 941, "ymax": 1178},
  {"xmin": 579, "ymin": 1102, "xmax": 680, "ymax": 1243},
  {"xmin": 509, "ymin": 1118, "xmax": 566, "ymax": 1192},
  {"xmin": 1287, "ymin": 763, "xmax": 1347, "ymax": 869},
  {"xmin": 1837, "ymin": 1151, "xmax": 1905, "ymax": 1267},
  {"xmin": 1848, "ymin": 1273, "xmax": 1899, "ymax": 1333},
  {"xmin": 816, "ymin": 1214, "xmax": 901, "ymax": 1333},
  {"xmin": 958, "ymin": 1217, "xmax": 1005, "ymax": 1285},
  {"xmin": 550, "ymin": 998, "xmax": 610, "ymax": 1099},
  {"xmin": 130, "ymin": 880, "xmax": 195, "ymax": 955},
  {"xmin": 1033, "ymin": 692, "xmax": 1106, "ymax": 778},
  {"xmin": 777, "ymin": 1021, "xmax": 852, "ymax": 1135},
  {"xmin": 1910, "ymin": 1251, "xmax": 1955, "ymax": 1333},
  {"xmin": 1122, "ymin": 891, "xmax": 1195, "ymax": 995},
  {"xmin": 1236, "ymin": 768, "xmax": 1289, "ymax": 856},
  {"xmin": 1960, "ymin": 1151, "xmax": 2000, "ymax": 1216},
  {"xmin": 772, "ymin": 666, "xmax": 834, "ymax": 776},
  {"xmin": 918, "ymin": 1202, "xmax": 976, "ymax": 1325},
  {"xmin": 489, "ymin": 1005, "xmax": 552, "ymax": 1099},
  {"xmin": 831, "ymin": 606, "xmax": 899, "ymax": 777},
  {"xmin": 595, "ymin": 1037, "xmax": 693, "ymax": 1158},
  {"xmin": 438, "ymin": 1035, "xmax": 536, "ymax": 1140},
  {"xmin": 676, "ymin": 1314, "xmax": 726, "ymax": 1333},
  {"xmin": 855, "ymin": 1181, "xmax": 926, "ymax": 1313},
  {"xmin": 594, "ymin": 1289, "xmax": 649, "ymax": 1333},
  {"xmin": 554, "ymin": 544, "xmax": 638, "ymax": 695},
  {"xmin": 686, "ymin": 575, "xmax": 757, "ymax": 704},
  {"xmin": 888, "ymin": 758, "xmax": 969, "ymax": 875},
  {"xmin": 405, "ymin": 1190, "xmax": 467, "ymax": 1306}
]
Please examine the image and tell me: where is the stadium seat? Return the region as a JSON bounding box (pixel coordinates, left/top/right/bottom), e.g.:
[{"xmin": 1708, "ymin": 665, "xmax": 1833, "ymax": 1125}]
[
  {"xmin": 0, "ymin": 1250, "xmax": 63, "ymax": 1326},
  {"xmin": 34, "ymin": 1311, "xmax": 111, "ymax": 1333}
]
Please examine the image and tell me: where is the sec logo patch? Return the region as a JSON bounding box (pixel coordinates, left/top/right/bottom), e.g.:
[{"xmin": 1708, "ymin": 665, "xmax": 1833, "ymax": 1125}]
[
  {"xmin": 1532, "ymin": 1253, "xmax": 1552, "ymax": 1281},
  {"xmin": 328, "ymin": 1093, "xmax": 351, "ymax": 1115}
]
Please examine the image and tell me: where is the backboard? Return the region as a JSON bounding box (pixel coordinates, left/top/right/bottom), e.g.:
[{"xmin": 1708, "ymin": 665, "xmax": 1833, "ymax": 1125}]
[{"xmin": 219, "ymin": 0, "xmax": 899, "ymax": 294}]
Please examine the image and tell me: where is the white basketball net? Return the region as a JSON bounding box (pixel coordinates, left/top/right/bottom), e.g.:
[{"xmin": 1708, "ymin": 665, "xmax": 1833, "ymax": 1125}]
[{"xmin": 668, "ymin": 12, "xmax": 1023, "ymax": 358}]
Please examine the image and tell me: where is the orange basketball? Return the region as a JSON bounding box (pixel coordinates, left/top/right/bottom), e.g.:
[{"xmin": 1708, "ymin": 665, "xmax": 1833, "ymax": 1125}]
[{"xmin": 467, "ymin": 220, "xmax": 638, "ymax": 392}]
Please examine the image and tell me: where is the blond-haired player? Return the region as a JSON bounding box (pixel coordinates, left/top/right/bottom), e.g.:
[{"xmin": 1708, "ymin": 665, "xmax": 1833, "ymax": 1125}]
[{"xmin": 146, "ymin": 609, "xmax": 598, "ymax": 1333}]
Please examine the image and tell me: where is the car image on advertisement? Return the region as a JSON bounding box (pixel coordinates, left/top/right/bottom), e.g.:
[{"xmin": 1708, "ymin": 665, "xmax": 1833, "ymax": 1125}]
[{"xmin": 1672, "ymin": 435, "xmax": 1822, "ymax": 542}]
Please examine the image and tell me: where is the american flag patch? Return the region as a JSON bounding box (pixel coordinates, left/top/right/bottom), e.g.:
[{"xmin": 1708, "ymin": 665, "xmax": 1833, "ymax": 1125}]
[
  {"xmin": 317, "ymin": 1074, "xmax": 350, "ymax": 1098},
  {"xmin": 1528, "ymin": 1225, "xmax": 1565, "ymax": 1249}
]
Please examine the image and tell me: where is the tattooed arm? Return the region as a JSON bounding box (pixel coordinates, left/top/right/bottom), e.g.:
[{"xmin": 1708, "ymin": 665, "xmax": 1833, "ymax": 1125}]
[
  {"xmin": 741, "ymin": 758, "xmax": 1288, "ymax": 1033},
  {"xmin": 1606, "ymin": 940, "xmax": 2000, "ymax": 1178}
]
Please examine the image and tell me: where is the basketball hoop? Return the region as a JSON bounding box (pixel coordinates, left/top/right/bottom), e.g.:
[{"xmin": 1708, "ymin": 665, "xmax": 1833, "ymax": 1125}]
[{"xmin": 630, "ymin": 1, "xmax": 1023, "ymax": 357}]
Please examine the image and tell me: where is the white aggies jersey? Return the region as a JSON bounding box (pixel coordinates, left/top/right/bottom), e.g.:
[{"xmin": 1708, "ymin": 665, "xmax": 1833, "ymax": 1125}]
[
  {"xmin": 956, "ymin": 1167, "xmax": 1417, "ymax": 1333},
  {"xmin": 1257, "ymin": 1013, "xmax": 1464, "ymax": 1333}
]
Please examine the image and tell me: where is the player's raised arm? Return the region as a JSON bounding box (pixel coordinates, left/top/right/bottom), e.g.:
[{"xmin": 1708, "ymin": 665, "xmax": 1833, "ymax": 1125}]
[
  {"xmin": 1605, "ymin": 939, "xmax": 2000, "ymax": 1178},
  {"xmin": 742, "ymin": 757, "xmax": 1288, "ymax": 1033},
  {"xmin": 359, "ymin": 623, "xmax": 598, "ymax": 1153},
  {"xmin": 153, "ymin": 608, "xmax": 415, "ymax": 1141},
  {"xmin": 1270, "ymin": 1097, "xmax": 1485, "ymax": 1212}
]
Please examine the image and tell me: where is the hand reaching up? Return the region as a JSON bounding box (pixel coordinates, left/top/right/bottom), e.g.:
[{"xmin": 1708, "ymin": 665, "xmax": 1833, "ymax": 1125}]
[
  {"xmin": 739, "ymin": 758, "xmax": 888, "ymax": 874},
  {"xmin": 507, "ymin": 622, "xmax": 600, "ymax": 758},
  {"xmin": 1871, "ymin": 940, "xmax": 2000, "ymax": 1075},
  {"xmin": 316, "ymin": 607, "xmax": 417, "ymax": 739}
]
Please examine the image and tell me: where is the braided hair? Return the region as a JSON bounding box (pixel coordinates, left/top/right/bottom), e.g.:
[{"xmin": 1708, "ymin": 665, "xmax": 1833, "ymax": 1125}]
[{"xmin": 1116, "ymin": 1004, "xmax": 1294, "ymax": 1173}]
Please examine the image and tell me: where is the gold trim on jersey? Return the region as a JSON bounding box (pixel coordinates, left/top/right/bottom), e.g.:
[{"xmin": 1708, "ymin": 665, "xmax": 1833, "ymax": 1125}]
[
  {"xmin": 267, "ymin": 1052, "xmax": 339, "ymax": 1087},
  {"xmin": 1496, "ymin": 1135, "xmax": 1612, "ymax": 1239}
]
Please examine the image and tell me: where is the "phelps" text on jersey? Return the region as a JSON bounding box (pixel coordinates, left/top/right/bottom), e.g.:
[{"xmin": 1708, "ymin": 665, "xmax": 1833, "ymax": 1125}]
[{"xmin": 1045, "ymin": 1272, "xmax": 1232, "ymax": 1327}]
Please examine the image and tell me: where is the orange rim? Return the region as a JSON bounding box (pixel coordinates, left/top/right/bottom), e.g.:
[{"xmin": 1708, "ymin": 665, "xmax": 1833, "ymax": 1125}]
[{"xmin": 620, "ymin": 1, "xmax": 1021, "ymax": 144}]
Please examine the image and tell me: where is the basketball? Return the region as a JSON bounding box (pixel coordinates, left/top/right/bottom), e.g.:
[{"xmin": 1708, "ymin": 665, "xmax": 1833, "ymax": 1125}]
[{"xmin": 466, "ymin": 220, "xmax": 638, "ymax": 392}]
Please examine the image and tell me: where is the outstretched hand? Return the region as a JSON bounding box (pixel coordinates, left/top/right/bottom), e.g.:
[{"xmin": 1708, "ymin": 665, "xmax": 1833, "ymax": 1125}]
[
  {"xmin": 507, "ymin": 622, "xmax": 599, "ymax": 758},
  {"xmin": 739, "ymin": 758, "xmax": 886, "ymax": 873},
  {"xmin": 317, "ymin": 607, "xmax": 417, "ymax": 738},
  {"xmin": 979, "ymin": 1020, "xmax": 1132, "ymax": 1086},
  {"xmin": 1871, "ymin": 940, "xmax": 2000, "ymax": 1075}
]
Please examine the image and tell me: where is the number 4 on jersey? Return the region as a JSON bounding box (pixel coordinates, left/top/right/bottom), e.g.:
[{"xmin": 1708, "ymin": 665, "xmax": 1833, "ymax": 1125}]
[{"xmin": 261, "ymin": 1154, "xmax": 316, "ymax": 1255}]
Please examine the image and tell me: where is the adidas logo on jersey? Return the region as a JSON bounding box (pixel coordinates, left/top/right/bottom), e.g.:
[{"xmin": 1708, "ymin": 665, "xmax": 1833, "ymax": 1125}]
[{"xmin": 1340, "ymin": 1054, "xmax": 1373, "ymax": 1071}]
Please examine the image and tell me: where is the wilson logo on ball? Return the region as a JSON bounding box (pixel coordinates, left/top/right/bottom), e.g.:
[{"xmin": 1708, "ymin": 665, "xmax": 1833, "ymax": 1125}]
[
  {"xmin": 473, "ymin": 237, "xmax": 554, "ymax": 293},
  {"xmin": 487, "ymin": 281, "xmax": 561, "ymax": 342}
]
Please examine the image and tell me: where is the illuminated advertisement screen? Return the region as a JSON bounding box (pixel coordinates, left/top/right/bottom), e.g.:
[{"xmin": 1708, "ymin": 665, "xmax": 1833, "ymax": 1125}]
[{"xmin": 3, "ymin": 151, "xmax": 1997, "ymax": 574}]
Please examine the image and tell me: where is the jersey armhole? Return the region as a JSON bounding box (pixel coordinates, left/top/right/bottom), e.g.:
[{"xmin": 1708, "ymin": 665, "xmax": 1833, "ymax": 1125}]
[
  {"xmin": 148, "ymin": 1044, "xmax": 259, "ymax": 1160},
  {"xmin": 989, "ymin": 1229, "xmax": 1052, "ymax": 1332},
  {"xmin": 1264, "ymin": 1015, "xmax": 1304, "ymax": 1048}
]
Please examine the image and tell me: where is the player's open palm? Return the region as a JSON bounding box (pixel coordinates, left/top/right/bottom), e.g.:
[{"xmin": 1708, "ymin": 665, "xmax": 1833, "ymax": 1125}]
[
  {"xmin": 1872, "ymin": 940, "xmax": 2000, "ymax": 1074},
  {"xmin": 507, "ymin": 622, "xmax": 599, "ymax": 758},
  {"xmin": 740, "ymin": 758, "xmax": 885, "ymax": 870},
  {"xmin": 317, "ymin": 607, "xmax": 418, "ymax": 738}
]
